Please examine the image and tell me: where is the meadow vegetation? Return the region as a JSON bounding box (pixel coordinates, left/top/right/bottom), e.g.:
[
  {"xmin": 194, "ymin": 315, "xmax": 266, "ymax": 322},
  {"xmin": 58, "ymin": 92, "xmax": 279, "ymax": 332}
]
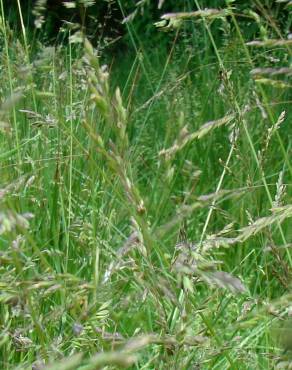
[{"xmin": 0, "ymin": 1, "xmax": 291, "ymax": 369}]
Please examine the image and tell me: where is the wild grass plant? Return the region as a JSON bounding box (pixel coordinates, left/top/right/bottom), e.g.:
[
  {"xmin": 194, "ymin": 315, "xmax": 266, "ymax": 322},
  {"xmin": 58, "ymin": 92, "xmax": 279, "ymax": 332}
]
[{"xmin": 0, "ymin": 1, "xmax": 291, "ymax": 369}]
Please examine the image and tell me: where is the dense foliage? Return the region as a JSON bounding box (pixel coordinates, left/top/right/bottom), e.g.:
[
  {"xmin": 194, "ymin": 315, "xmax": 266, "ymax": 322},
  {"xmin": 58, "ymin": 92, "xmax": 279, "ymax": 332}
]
[
  {"xmin": 5, "ymin": 0, "xmax": 291, "ymax": 46},
  {"xmin": 0, "ymin": 0, "xmax": 291, "ymax": 369}
]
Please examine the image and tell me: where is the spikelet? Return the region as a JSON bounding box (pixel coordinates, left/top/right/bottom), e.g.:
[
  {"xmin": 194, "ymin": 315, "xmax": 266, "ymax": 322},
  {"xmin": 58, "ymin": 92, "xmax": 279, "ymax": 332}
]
[
  {"xmin": 246, "ymin": 39, "xmax": 292, "ymax": 47},
  {"xmin": 159, "ymin": 114, "xmax": 235, "ymax": 159}
]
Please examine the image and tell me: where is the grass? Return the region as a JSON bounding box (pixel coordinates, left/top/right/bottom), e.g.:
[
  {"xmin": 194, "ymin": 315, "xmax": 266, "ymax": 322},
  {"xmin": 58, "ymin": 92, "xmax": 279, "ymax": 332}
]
[{"xmin": 0, "ymin": 1, "xmax": 291, "ymax": 369}]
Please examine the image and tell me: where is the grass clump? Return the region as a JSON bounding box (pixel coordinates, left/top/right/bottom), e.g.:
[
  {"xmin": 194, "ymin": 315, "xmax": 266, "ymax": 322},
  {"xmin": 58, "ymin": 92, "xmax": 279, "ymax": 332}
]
[{"xmin": 0, "ymin": 1, "xmax": 291, "ymax": 369}]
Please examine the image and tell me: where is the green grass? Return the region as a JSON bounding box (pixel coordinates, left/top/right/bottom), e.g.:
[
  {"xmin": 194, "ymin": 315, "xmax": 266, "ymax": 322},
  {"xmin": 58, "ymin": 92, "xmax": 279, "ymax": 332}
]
[{"xmin": 0, "ymin": 2, "xmax": 292, "ymax": 369}]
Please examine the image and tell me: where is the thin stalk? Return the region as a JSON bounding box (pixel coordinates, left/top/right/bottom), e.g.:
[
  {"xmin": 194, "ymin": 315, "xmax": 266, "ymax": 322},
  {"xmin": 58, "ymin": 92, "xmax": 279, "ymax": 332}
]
[
  {"xmin": 65, "ymin": 37, "xmax": 74, "ymax": 273},
  {"xmin": 225, "ymin": 3, "xmax": 292, "ymax": 266},
  {"xmin": 16, "ymin": 0, "xmax": 37, "ymax": 112},
  {"xmin": 0, "ymin": 0, "xmax": 21, "ymax": 166}
]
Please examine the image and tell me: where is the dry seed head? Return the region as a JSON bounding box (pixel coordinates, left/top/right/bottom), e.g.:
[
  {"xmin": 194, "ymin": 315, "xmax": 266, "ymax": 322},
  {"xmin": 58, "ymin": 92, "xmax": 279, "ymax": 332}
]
[
  {"xmin": 202, "ymin": 205, "xmax": 292, "ymax": 251},
  {"xmin": 122, "ymin": 10, "xmax": 138, "ymax": 24},
  {"xmin": 250, "ymin": 67, "xmax": 292, "ymax": 77},
  {"xmin": 245, "ymin": 210, "xmax": 254, "ymax": 225},
  {"xmin": 265, "ymin": 111, "xmax": 286, "ymax": 150},
  {"xmin": 228, "ymin": 122, "xmax": 239, "ymax": 144},
  {"xmin": 12, "ymin": 330, "xmax": 33, "ymax": 351},
  {"xmin": 260, "ymin": 111, "xmax": 286, "ymax": 166},
  {"xmin": 273, "ymin": 171, "xmax": 286, "ymax": 208},
  {"xmin": 117, "ymin": 231, "xmax": 140, "ymax": 258},
  {"xmin": 201, "ymin": 270, "xmax": 247, "ymax": 294},
  {"xmin": 159, "ymin": 114, "xmax": 235, "ymax": 159},
  {"xmin": 237, "ymin": 205, "xmax": 292, "ymax": 242},
  {"xmin": 161, "ymin": 9, "xmax": 229, "ymax": 21},
  {"xmin": 246, "ymin": 39, "xmax": 292, "ymax": 47},
  {"xmin": 115, "ymin": 87, "xmax": 127, "ymax": 124},
  {"xmin": 32, "ymin": 0, "xmax": 47, "ymax": 28},
  {"xmin": 69, "ymin": 31, "xmax": 84, "ymax": 44},
  {"xmin": 0, "ymin": 212, "xmax": 34, "ymax": 235},
  {"xmin": 11, "ymin": 235, "xmax": 25, "ymax": 251},
  {"xmin": 254, "ymin": 92, "xmax": 268, "ymax": 120},
  {"xmin": 63, "ymin": 2, "xmax": 77, "ymax": 9}
]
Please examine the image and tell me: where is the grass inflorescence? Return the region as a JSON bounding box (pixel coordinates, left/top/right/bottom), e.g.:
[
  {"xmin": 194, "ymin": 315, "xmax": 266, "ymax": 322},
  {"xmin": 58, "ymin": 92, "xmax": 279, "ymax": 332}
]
[{"xmin": 0, "ymin": 1, "xmax": 291, "ymax": 369}]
